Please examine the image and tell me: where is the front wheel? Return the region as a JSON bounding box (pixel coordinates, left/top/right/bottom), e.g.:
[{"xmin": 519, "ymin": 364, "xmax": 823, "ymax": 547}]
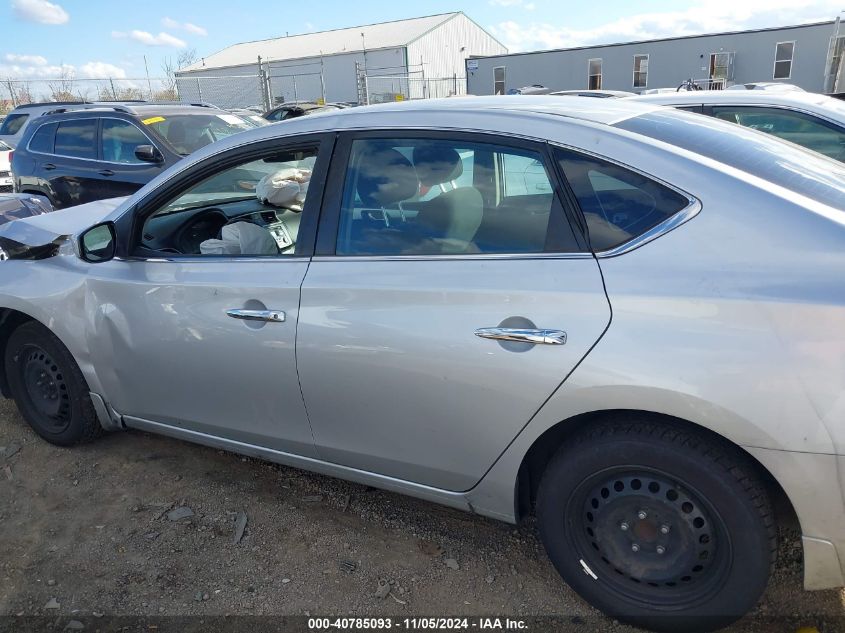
[
  {"xmin": 537, "ymin": 417, "xmax": 776, "ymax": 633},
  {"xmin": 5, "ymin": 321, "xmax": 102, "ymax": 446}
]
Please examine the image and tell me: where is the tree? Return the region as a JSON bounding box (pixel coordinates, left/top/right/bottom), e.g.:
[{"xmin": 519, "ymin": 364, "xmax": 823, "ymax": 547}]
[
  {"xmin": 161, "ymin": 48, "xmax": 197, "ymax": 101},
  {"xmin": 48, "ymin": 66, "xmax": 77, "ymax": 102}
]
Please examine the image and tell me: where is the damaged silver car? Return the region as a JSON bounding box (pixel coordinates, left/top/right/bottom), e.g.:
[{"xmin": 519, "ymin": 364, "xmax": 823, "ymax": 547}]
[{"xmin": 0, "ymin": 97, "xmax": 844, "ymax": 633}]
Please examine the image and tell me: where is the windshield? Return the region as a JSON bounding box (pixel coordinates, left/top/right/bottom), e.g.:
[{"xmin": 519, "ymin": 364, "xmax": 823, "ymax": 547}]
[
  {"xmin": 615, "ymin": 109, "xmax": 845, "ymax": 211},
  {"xmin": 141, "ymin": 112, "xmax": 252, "ymax": 155}
]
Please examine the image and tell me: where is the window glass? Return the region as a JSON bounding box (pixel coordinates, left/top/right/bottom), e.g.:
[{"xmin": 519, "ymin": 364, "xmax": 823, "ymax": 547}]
[
  {"xmin": 0, "ymin": 113, "xmax": 28, "ymax": 135},
  {"xmin": 710, "ymin": 106, "xmax": 845, "ymax": 162},
  {"xmin": 141, "ymin": 113, "xmax": 251, "ymax": 155},
  {"xmin": 614, "ymin": 109, "xmax": 845, "ymax": 211},
  {"xmin": 336, "ymin": 138, "xmax": 579, "ymax": 256},
  {"xmin": 494, "ymin": 67, "xmax": 506, "ymax": 95},
  {"xmin": 101, "ymin": 119, "xmax": 150, "ymax": 164},
  {"xmin": 556, "ymin": 147, "xmax": 690, "ymax": 252},
  {"xmin": 774, "ymin": 42, "xmax": 794, "ymax": 80},
  {"xmin": 633, "ymin": 54, "xmax": 648, "ymax": 88},
  {"xmin": 139, "ymin": 147, "xmax": 318, "ymax": 257},
  {"xmin": 28, "ymin": 123, "xmax": 56, "ymax": 154},
  {"xmin": 54, "ymin": 119, "xmax": 96, "ymax": 159},
  {"xmin": 588, "ymin": 59, "xmax": 602, "ymax": 90}
]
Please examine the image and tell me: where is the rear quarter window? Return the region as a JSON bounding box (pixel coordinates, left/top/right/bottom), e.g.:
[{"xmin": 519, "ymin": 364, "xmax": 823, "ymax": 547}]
[
  {"xmin": 28, "ymin": 122, "xmax": 57, "ymax": 154},
  {"xmin": 0, "ymin": 113, "xmax": 29, "ymax": 136},
  {"xmin": 555, "ymin": 147, "xmax": 691, "ymax": 252}
]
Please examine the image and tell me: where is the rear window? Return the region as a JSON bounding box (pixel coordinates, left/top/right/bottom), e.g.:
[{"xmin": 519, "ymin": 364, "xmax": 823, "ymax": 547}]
[
  {"xmin": 0, "ymin": 113, "xmax": 29, "ymax": 136},
  {"xmin": 615, "ymin": 109, "xmax": 845, "ymax": 211},
  {"xmin": 54, "ymin": 119, "xmax": 97, "ymax": 159},
  {"xmin": 29, "ymin": 122, "xmax": 57, "ymax": 154},
  {"xmin": 555, "ymin": 148, "xmax": 691, "ymax": 251}
]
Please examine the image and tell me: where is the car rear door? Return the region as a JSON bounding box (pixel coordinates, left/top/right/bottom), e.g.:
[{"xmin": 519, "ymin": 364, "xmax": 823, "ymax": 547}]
[{"xmin": 296, "ymin": 131, "xmax": 611, "ymax": 492}]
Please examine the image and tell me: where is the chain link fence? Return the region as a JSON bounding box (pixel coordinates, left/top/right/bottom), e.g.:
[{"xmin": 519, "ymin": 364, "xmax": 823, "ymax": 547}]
[{"xmin": 2, "ymin": 66, "xmax": 467, "ymax": 114}]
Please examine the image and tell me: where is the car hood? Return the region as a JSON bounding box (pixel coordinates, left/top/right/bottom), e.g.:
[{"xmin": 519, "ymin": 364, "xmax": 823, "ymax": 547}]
[{"xmin": 0, "ymin": 196, "xmax": 127, "ymax": 255}]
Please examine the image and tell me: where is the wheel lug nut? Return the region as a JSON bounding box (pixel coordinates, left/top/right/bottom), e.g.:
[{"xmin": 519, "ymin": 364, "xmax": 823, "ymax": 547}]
[
  {"xmin": 637, "ymin": 510, "xmax": 647, "ymax": 520},
  {"xmin": 656, "ymin": 546, "xmax": 666, "ymax": 555},
  {"xmin": 660, "ymin": 524, "xmax": 670, "ymax": 535},
  {"xmin": 620, "ymin": 521, "xmax": 629, "ymax": 531},
  {"xmin": 631, "ymin": 544, "xmax": 640, "ymax": 552}
]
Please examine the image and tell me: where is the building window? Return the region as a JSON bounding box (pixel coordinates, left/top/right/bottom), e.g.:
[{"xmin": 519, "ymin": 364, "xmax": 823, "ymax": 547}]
[
  {"xmin": 633, "ymin": 54, "xmax": 649, "ymax": 88},
  {"xmin": 588, "ymin": 58, "xmax": 602, "ymax": 90},
  {"xmin": 773, "ymin": 41, "xmax": 795, "ymax": 80},
  {"xmin": 493, "ymin": 66, "xmax": 506, "ymax": 95}
]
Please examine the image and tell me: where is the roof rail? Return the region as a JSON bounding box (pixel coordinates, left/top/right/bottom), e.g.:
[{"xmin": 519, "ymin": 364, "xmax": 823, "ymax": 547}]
[
  {"xmin": 41, "ymin": 105, "xmax": 132, "ymax": 117},
  {"xmin": 13, "ymin": 100, "xmax": 91, "ymax": 109}
]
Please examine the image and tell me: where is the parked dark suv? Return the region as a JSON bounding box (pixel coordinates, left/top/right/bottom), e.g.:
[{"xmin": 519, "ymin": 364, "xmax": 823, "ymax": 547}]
[{"xmin": 12, "ymin": 104, "xmax": 252, "ymax": 209}]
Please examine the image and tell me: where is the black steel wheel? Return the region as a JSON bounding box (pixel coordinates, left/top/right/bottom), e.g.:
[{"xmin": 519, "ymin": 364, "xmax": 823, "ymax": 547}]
[
  {"xmin": 5, "ymin": 321, "xmax": 102, "ymax": 446},
  {"xmin": 537, "ymin": 416, "xmax": 776, "ymax": 633}
]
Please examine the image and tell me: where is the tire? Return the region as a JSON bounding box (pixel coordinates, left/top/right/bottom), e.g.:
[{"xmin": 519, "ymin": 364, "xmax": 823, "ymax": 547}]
[
  {"xmin": 536, "ymin": 415, "xmax": 776, "ymax": 633},
  {"xmin": 5, "ymin": 321, "xmax": 102, "ymax": 446}
]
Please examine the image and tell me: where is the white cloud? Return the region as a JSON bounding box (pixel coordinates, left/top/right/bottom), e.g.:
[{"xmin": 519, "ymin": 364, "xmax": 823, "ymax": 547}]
[
  {"xmin": 4, "ymin": 53, "xmax": 48, "ymax": 66},
  {"xmin": 11, "ymin": 0, "xmax": 69, "ymax": 24},
  {"xmin": 0, "ymin": 60, "xmax": 73, "ymax": 78},
  {"xmin": 161, "ymin": 16, "xmax": 207, "ymax": 36},
  {"xmin": 490, "ymin": 0, "xmax": 535, "ymax": 9},
  {"xmin": 112, "ymin": 29, "xmax": 187, "ymax": 48},
  {"xmin": 490, "ymin": 0, "xmax": 839, "ymax": 52},
  {"xmin": 78, "ymin": 61, "xmax": 127, "ymax": 79}
]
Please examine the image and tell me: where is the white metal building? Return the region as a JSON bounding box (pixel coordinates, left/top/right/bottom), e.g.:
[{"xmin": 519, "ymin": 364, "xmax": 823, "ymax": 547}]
[{"xmin": 176, "ymin": 12, "xmax": 506, "ymax": 108}]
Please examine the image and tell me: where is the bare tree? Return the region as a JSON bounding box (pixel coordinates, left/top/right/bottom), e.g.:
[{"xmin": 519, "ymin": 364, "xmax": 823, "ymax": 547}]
[
  {"xmin": 160, "ymin": 48, "xmax": 198, "ymax": 101},
  {"xmin": 48, "ymin": 66, "xmax": 77, "ymax": 102}
]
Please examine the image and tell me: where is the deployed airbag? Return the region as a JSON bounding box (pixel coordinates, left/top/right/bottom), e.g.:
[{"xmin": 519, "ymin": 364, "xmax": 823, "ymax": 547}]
[
  {"xmin": 199, "ymin": 221, "xmax": 279, "ymax": 255},
  {"xmin": 256, "ymin": 168, "xmax": 311, "ymax": 210}
]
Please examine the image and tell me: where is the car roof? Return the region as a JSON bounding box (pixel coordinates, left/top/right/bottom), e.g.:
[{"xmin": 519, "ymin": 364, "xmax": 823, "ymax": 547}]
[{"xmin": 35, "ymin": 104, "xmax": 229, "ymax": 120}]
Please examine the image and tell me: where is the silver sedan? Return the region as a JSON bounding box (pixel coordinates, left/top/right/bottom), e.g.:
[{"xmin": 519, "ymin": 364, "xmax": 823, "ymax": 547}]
[{"xmin": 0, "ymin": 96, "xmax": 843, "ymax": 632}]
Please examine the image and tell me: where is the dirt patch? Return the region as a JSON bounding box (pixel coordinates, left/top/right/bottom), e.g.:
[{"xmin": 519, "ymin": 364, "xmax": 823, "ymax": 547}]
[{"xmin": 1, "ymin": 398, "xmax": 842, "ymax": 631}]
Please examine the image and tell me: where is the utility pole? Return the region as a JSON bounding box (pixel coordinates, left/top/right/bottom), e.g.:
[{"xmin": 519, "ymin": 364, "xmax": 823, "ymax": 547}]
[{"xmin": 143, "ymin": 55, "xmax": 153, "ymax": 100}]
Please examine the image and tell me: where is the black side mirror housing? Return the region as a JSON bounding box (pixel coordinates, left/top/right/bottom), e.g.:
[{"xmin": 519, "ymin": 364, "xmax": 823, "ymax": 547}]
[
  {"xmin": 134, "ymin": 144, "xmax": 164, "ymax": 163},
  {"xmin": 79, "ymin": 222, "xmax": 116, "ymax": 263}
]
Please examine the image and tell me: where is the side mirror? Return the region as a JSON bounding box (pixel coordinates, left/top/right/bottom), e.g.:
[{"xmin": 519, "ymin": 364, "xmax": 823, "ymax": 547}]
[
  {"xmin": 134, "ymin": 144, "xmax": 164, "ymax": 163},
  {"xmin": 79, "ymin": 222, "xmax": 116, "ymax": 263}
]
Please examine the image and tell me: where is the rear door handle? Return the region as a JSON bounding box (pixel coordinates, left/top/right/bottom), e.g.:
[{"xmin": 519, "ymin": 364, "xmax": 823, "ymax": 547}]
[
  {"xmin": 226, "ymin": 309, "xmax": 286, "ymax": 323},
  {"xmin": 43, "ymin": 163, "xmax": 56, "ymax": 171},
  {"xmin": 475, "ymin": 327, "xmax": 567, "ymax": 345},
  {"xmin": 98, "ymin": 169, "xmax": 115, "ymax": 177}
]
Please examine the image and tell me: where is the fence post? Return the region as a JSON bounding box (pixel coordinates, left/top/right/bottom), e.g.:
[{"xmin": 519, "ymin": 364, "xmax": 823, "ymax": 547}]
[
  {"xmin": 258, "ymin": 56, "xmax": 270, "ymax": 112},
  {"xmin": 196, "ymin": 77, "xmax": 203, "ymax": 102},
  {"xmin": 6, "ymin": 79, "xmax": 17, "ymax": 108}
]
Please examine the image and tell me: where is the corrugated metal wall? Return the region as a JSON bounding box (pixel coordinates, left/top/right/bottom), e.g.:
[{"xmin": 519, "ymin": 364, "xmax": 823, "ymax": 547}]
[
  {"xmin": 466, "ymin": 22, "xmax": 835, "ymax": 95},
  {"xmin": 407, "ymin": 13, "xmax": 507, "ymax": 81}
]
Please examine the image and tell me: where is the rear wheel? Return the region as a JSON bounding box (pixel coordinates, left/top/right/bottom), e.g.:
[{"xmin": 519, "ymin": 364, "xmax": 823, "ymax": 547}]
[
  {"xmin": 5, "ymin": 321, "xmax": 102, "ymax": 446},
  {"xmin": 536, "ymin": 416, "xmax": 776, "ymax": 633}
]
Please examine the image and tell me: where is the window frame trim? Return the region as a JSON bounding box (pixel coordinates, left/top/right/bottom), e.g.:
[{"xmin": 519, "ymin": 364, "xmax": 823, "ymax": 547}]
[
  {"xmin": 632, "ymin": 54, "xmax": 649, "ymax": 89},
  {"xmin": 313, "ymin": 128, "xmax": 591, "ymax": 260},
  {"xmin": 773, "ymin": 40, "xmax": 796, "ymax": 80}
]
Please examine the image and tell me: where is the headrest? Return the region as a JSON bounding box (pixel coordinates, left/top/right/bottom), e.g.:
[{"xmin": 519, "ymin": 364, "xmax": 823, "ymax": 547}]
[
  {"xmin": 356, "ymin": 147, "xmax": 418, "ymax": 206},
  {"xmin": 413, "ymin": 145, "xmax": 463, "ymax": 187}
]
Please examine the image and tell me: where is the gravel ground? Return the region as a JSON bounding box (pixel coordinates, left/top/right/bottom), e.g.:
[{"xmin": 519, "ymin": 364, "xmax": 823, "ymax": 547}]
[{"xmin": 1, "ymin": 397, "xmax": 844, "ymax": 633}]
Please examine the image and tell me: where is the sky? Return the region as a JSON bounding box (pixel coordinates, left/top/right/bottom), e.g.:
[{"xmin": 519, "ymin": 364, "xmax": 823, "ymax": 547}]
[{"xmin": 1, "ymin": 0, "xmax": 843, "ymax": 81}]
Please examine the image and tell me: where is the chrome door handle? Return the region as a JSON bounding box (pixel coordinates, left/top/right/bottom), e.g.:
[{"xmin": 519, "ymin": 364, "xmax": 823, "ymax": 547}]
[
  {"xmin": 226, "ymin": 309, "xmax": 286, "ymax": 323},
  {"xmin": 474, "ymin": 327, "xmax": 567, "ymax": 345}
]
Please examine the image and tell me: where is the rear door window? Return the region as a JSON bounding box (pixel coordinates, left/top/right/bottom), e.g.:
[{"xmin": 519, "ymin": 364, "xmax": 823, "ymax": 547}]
[
  {"xmin": 555, "ymin": 147, "xmax": 691, "ymax": 252},
  {"xmin": 54, "ymin": 119, "xmax": 97, "ymax": 159},
  {"xmin": 29, "ymin": 122, "xmax": 57, "ymax": 154},
  {"xmin": 0, "ymin": 113, "xmax": 29, "ymax": 135}
]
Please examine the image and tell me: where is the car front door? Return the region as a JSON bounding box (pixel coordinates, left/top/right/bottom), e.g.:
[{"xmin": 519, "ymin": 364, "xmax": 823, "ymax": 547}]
[
  {"xmin": 85, "ymin": 134, "xmax": 331, "ymax": 456},
  {"xmin": 297, "ymin": 132, "xmax": 612, "ymax": 491},
  {"xmin": 96, "ymin": 118, "xmax": 167, "ymax": 199}
]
